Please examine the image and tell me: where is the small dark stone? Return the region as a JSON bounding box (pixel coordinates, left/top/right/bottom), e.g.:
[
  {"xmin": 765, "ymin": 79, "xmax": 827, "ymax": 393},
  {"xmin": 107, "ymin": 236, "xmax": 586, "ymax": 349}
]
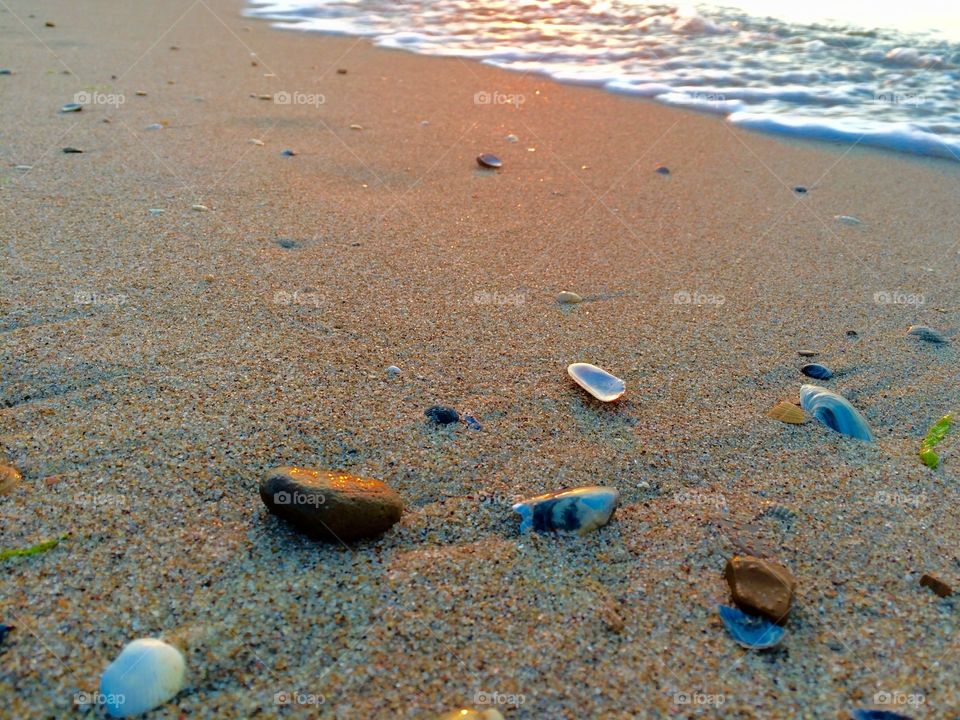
[
  {"xmin": 275, "ymin": 238, "xmax": 301, "ymax": 249},
  {"xmin": 60, "ymin": 103, "xmax": 82, "ymax": 113},
  {"xmin": 793, "ymin": 186, "xmax": 807, "ymax": 194},
  {"xmin": 281, "ymin": 149, "xmax": 296, "ymax": 156},
  {"xmin": 425, "ymin": 405, "xmax": 459, "ymax": 424},
  {"xmin": 45, "ymin": 21, "xmax": 55, "ymax": 27},
  {"xmin": 801, "ymin": 363, "xmax": 833, "ymax": 380},
  {"xmin": 62, "ymin": 147, "xmax": 83, "ymax": 153},
  {"xmin": 0, "ymin": 625, "xmax": 11, "ymax": 647},
  {"xmin": 846, "ymin": 329, "xmax": 858, "ymax": 337},
  {"xmin": 476, "ymin": 153, "xmax": 502, "ymax": 169},
  {"xmin": 337, "ymin": 68, "xmax": 347, "ymax": 74},
  {"xmin": 0, "ymin": 70, "xmax": 12, "ymax": 76},
  {"xmin": 920, "ymin": 573, "xmax": 953, "ymax": 598},
  {"xmin": 654, "ymin": 164, "xmax": 670, "ymax": 175}
]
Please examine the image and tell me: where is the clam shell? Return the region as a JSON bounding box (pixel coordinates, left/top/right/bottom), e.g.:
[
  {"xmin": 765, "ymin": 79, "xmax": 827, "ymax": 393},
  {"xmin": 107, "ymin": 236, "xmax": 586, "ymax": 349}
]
[
  {"xmin": 476, "ymin": 153, "xmax": 502, "ymax": 169},
  {"xmin": 908, "ymin": 325, "xmax": 949, "ymax": 344},
  {"xmin": 567, "ymin": 362, "xmax": 625, "ymax": 402},
  {"xmin": 557, "ymin": 291, "xmax": 583, "ymax": 304},
  {"xmin": 767, "ymin": 401, "xmax": 807, "ymax": 424},
  {"xmin": 800, "ymin": 363, "xmax": 833, "ymax": 380},
  {"xmin": 799, "ymin": 384, "xmax": 873, "ymax": 441},
  {"xmin": 100, "ymin": 638, "xmax": 185, "ymax": 718},
  {"xmin": 512, "ymin": 485, "xmax": 619, "ymax": 535},
  {"xmin": 718, "ymin": 605, "xmax": 785, "ymax": 650}
]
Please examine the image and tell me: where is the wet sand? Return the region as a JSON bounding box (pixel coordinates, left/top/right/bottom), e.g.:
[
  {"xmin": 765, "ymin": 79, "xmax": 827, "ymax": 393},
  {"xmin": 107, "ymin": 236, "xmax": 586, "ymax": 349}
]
[{"xmin": 2, "ymin": 0, "xmax": 960, "ymax": 717}]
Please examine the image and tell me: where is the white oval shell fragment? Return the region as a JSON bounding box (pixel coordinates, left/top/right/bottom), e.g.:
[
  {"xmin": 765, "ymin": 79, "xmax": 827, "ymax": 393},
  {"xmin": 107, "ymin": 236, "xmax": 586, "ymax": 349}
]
[
  {"xmin": 512, "ymin": 485, "xmax": 620, "ymax": 535},
  {"xmin": 567, "ymin": 362, "xmax": 625, "ymax": 402},
  {"xmin": 799, "ymin": 384, "xmax": 873, "ymax": 442},
  {"xmin": 557, "ymin": 291, "xmax": 583, "ymax": 304},
  {"xmin": 100, "ymin": 638, "xmax": 186, "ymax": 718}
]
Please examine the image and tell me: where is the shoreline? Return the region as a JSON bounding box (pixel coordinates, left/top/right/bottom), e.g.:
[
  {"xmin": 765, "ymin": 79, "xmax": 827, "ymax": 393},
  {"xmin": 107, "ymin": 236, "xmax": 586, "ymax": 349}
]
[{"xmin": 2, "ymin": 0, "xmax": 960, "ymax": 718}]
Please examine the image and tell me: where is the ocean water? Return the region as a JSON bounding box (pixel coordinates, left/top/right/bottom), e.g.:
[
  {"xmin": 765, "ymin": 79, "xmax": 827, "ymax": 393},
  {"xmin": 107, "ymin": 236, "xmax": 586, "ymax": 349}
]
[{"xmin": 245, "ymin": 1, "xmax": 960, "ymax": 161}]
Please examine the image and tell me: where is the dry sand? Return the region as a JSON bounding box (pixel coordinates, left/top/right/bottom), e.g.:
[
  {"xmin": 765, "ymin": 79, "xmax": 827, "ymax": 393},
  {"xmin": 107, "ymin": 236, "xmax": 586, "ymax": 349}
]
[{"xmin": 2, "ymin": 0, "xmax": 960, "ymax": 717}]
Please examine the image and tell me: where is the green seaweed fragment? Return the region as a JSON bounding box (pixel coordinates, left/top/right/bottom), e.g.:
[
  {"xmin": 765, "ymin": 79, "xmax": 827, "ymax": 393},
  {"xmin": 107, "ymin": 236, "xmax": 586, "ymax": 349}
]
[
  {"xmin": 0, "ymin": 535, "xmax": 65, "ymax": 561},
  {"xmin": 919, "ymin": 413, "xmax": 953, "ymax": 469}
]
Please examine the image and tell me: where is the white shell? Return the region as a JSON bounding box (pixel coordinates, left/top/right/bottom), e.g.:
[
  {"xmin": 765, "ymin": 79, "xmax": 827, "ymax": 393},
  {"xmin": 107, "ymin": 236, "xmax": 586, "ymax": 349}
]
[
  {"xmin": 100, "ymin": 638, "xmax": 185, "ymax": 717},
  {"xmin": 799, "ymin": 384, "xmax": 873, "ymax": 442},
  {"xmin": 567, "ymin": 362, "xmax": 625, "ymax": 402}
]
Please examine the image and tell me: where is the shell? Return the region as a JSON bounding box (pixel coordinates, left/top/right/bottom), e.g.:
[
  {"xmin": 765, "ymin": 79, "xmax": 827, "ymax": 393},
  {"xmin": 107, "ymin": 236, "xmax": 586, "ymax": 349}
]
[
  {"xmin": 799, "ymin": 384, "xmax": 873, "ymax": 441},
  {"xmin": 476, "ymin": 153, "xmax": 502, "ymax": 169},
  {"xmin": 834, "ymin": 215, "xmax": 862, "ymax": 225},
  {"xmin": 557, "ymin": 291, "xmax": 583, "ymax": 304},
  {"xmin": 60, "ymin": 102, "xmax": 82, "ymax": 113},
  {"xmin": 567, "ymin": 362, "xmax": 625, "ymax": 402},
  {"xmin": 100, "ymin": 638, "xmax": 186, "ymax": 718},
  {"xmin": 717, "ymin": 605, "xmax": 785, "ymax": 650},
  {"xmin": 850, "ymin": 711, "xmax": 912, "ymax": 720},
  {"xmin": 800, "ymin": 363, "xmax": 833, "ymax": 380},
  {"xmin": 767, "ymin": 401, "xmax": 807, "ymax": 424},
  {"xmin": 512, "ymin": 485, "xmax": 619, "ymax": 535},
  {"xmin": 908, "ymin": 325, "xmax": 949, "ymax": 344}
]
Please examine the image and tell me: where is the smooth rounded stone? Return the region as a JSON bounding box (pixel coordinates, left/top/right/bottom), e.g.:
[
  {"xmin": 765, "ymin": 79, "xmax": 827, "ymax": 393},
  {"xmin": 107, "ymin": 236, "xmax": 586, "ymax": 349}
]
[
  {"xmin": 800, "ymin": 384, "xmax": 873, "ymax": 441},
  {"xmin": 724, "ymin": 555, "xmax": 797, "ymax": 623},
  {"xmin": 260, "ymin": 466, "xmax": 403, "ymax": 541},
  {"xmin": 62, "ymin": 147, "xmax": 83, "ymax": 153},
  {"xmin": 557, "ymin": 290, "xmax": 583, "ymax": 304},
  {"xmin": 767, "ymin": 401, "xmax": 807, "ymax": 424},
  {"xmin": 425, "ymin": 405, "xmax": 459, "ymax": 424},
  {"xmin": 100, "ymin": 638, "xmax": 185, "ymax": 718},
  {"xmin": 718, "ymin": 605, "xmax": 785, "ymax": 650},
  {"xmin": 907, "ymin": 324, "xmax": 949, "ymax": 344},
  {"xmin": 281, "ymin": 149, "xmax": 297, "ymax": 156},
  {"xmin": 437, "ymin": 709, "xmax": 504, "ymax": 720},
  {"xmin": 191, "ymin": 204, "xmax": 209, "ymax": 212},
  {"xmin": 793, "ymin": 185, "xmax": 807, "ymax": 194},
  {"xmin": 385, "ymin": 365, "xmax": 402, "ymax": 377},
  {"xmin": 0, "ymin": 464, "xmax": 22, "ymax": 495},
  {"xmin": 476, "ymin": 153, "xmax": 502, "ymax": 169},
  {"xmin": 797, "ymin": 349, "xmax": 818, "ymax": 357},
  {"xmin": 920, "ymin": 573, "xmax": 953, "ymax": 598},
  {"xmin": 567, "ymin": 362, "xmax": 625, "ymax": 402},
  {"xmin": 60, "ymin": 102, "xmax": 82, "ymax": 112},
  {"xmin": 800, "ymin": 363, "xmax": 833, "ymax": 380},
  {"xmin": 512, "ymin": 485, "xmax": 619, "ymax": 535},
  {"xmin": 654, "ymin": 164, "xmax": 670, "ymax": 175}
]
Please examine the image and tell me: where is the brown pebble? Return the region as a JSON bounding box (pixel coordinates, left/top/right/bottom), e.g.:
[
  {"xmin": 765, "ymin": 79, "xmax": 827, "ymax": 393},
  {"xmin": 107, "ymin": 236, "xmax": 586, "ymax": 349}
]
[
  {"xmin": 45, "ymin": 21, "xmax": 55, "ymax": 27},
  {"xmin": 337, "ymin": 68, "xmax": 347, "ymax": 74},
  {"xmin": 724, "ymin": 555, "xmax": 797, "ymax": 623},
  {"xmin": 797, "ymin": 350, "xmax": 819, "ymax": 357},
  {"xmin": 0, "ymin": 464, "xmax": 22, "ymax": 495},
  {"xmin": 920, "ymin": 573, "xmax": 953, "ymax": 598}
]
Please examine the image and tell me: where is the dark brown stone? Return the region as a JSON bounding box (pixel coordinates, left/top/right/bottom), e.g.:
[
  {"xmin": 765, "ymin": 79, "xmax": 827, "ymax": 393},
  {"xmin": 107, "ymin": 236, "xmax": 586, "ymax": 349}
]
[
  {"xmin": 260, "ymin": 466, "xmax": 403, "ymax": 542},
  {"xmin": 920, "ymin": 573, "xmax": 953, "ymax": 598},
  {"xmin": 724, "ymin": 555, "xmax": 797, "ymax": 623}
]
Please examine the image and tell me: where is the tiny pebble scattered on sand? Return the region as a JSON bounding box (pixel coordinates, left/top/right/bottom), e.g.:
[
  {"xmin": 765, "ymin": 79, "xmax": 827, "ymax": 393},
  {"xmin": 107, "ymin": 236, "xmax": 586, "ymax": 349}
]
[
  {"xmin": 62, "ymin": 146, "xmax": 83, "ymax": 153},
  {"xmin": 191, "ymin": 204, "xmax": 209, "ymax": 212},
  {"xmin": 797, "ymin": 349, "xmax": 818, "ymax": 357},
  {"xmin": 793, "ymin": 185, "xmax": 807, "ymax": 194},
  {"xmin": 920, "ymin": 573, "xmax": 953, "ymax": 597},
  {"xmin": 386, "ymin": 365, "xmax": 401, "ymax": 377},
  {"xmin": 835, "ymin": 214, "xmax": 862, "ymax": 225}
]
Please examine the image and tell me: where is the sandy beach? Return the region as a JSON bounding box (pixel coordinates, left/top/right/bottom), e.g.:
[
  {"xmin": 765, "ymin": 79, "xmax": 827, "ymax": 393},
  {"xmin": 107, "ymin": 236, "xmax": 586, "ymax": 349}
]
[{"xmin": 2, "ymin": 0, "xmax": 960, "ymax": 717}]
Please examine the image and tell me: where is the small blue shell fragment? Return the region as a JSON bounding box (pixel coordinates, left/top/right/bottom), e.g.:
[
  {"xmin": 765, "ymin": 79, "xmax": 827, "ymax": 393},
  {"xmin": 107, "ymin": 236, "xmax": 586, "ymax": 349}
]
[
  {"xmin": 463, "ymin": 415, "xmax": 482, "ymax": 431},
  {"xmin": 800, "ymin": 363, "xmax": 833, "ymax": 380},
  {"xmin": 425, "ymin": 405, "xmax": 459, "ymax": 424},
  {"xmin": 512, "ymin": 485, "xmax": 619, "ymax": 535},
  {"xmin": 799, "ymin": 384, "xmax": 873, "ymax": 442},
  {"xmin": 281, "ymin": 149, "xmax": 297, "ymax": 156},
  {"xmin": 850, "ymin": 711, "xmax": 913, "ymax": 720},
  {"xmin": 718, "ymin": 605, "xmax": 784, "ymax": 650},
  {"xmin": 0, "ymin": 624, "xmax": 12, "ymax": 646}
]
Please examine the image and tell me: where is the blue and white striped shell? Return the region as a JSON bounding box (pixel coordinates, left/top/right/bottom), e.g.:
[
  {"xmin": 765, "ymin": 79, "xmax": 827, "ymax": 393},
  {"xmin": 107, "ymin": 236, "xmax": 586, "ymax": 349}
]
[
  {"xmin": 799, "ymin": 384, "xmax": 873, "ymax": 441},
  {"xmin": 512, "ymin": 485, "xmax": 619, "ymax": 535}
]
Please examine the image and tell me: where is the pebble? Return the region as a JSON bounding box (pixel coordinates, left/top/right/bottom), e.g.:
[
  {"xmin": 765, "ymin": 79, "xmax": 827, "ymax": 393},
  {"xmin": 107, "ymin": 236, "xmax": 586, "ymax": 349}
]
[
  {"xmin": 835, "ymin": 215, "xmax": 862, "ymax": 225},
  {"xmin": 718, "ymin": 605, "xmax": 785, "ymax": 650},
  {"xmin": 437, "ymin": 710, "xmax": 504, "ymax": 720},
  {"xmin": 797, "ymin": 349, "xmax": 818, "ymax": 357},
  {"xmin": 476, "ymin": 153, "xmax": 502, "ymax": 169},
  {"xmin": 44, "ymin": 21, "xmax": 55, "ymax": 27},
  {"xmin": 349, "ymin": 124, "xmax": 363, "ymax": 130},
  {"xmin": 249, "ymin": 138, "xmax": 264, "ymax": 146},
  {"xmin": 920, "ymin": 573, "xmax": 953, "ymax": 598},
  {"xmin": 846, "ymin": 329, "xmax": 858, "ymax": 337},
  {"xmin": 0, "ymin": 69, "xmax": 12, "ymax": 75},
  {"xmin": 800, "ymin": 384, "xmax": 874, "ymax": 441},
  {"xmin": 557, "ymin": 290, "xmax": 583, "ymax": 304},
  {"xmin": 100, "ymin": 638, "xmax": 185, "ymax": 718},
  {"xmin": 425, "ymin": 405, "xmax": 459, "ymax": 424},
  {"xmin": 0, "ymin": 624, "xmax": 12, "ymax": 645},
  {"xmin": 337, "ymin": 68, "xmax": 347, "ymax": 74},
  {"xmin": 0, "ymin": 464, "xmax": 22, "ymax": 495},
  {"xmin": 145, "ymin": 123, "xmax": 163, "ymax": 130},
  {"xmin": 275, "ymin": 238, "xmax": 301, "ymax": 249},
  {"xmin": 654, "ymin": 164, "xmax": 670, "ymax": 175},
  {"xmin": 148, "ymin": 209, "xmax": 165, "ymax": 215},
  {"xmin": 386, "ymin": 365, "xmax": 402, "ymax": 377},
  {"xmin": 724, "ymin": 555, "xmax": 797, "ymax": 623},
  {"xmin": 793, "ymin": 186, "xmax": 807, "ymax": 194},
  {"xmin": 259, "ymin": 466, "xmax": 404, "ymax": 541},
  {"xmin": 567, "ymin": 362, "xmax": 625, "ymax": 402},
  {"xmin": 907, "ymin": 324, "xmax": 949, "ymax": 344},
  {"xmin": 512, "ymin": 485, "xmax": 620, "ymax": 535},
  {"xmin": 800, "ymin": 363, "xmax": 833, "ymax": 380},
  {"xmin": 62, "ymin": 147, "xmax": 83, "ymax": 153},
  {"xmin": 281, "ymin": 149, "xmax": 296, "ymax": 156},
  {"xmin": 60, "ymin": 102, "xmax": 82, "ymax": 112},
  {"xmin": 505, "ymin": 134, "xmax": 519, "ymax": 142},
  {"xmin": 191, "ymin": 204, "xmax": 209, "ymax": 212},
  {"xmin": 135, "ymin": 90, "xmax": 147, "ymax": 96},
  {"xmin": 767, "ymin": 401, "xmax": 807, "ymax": 424}
]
